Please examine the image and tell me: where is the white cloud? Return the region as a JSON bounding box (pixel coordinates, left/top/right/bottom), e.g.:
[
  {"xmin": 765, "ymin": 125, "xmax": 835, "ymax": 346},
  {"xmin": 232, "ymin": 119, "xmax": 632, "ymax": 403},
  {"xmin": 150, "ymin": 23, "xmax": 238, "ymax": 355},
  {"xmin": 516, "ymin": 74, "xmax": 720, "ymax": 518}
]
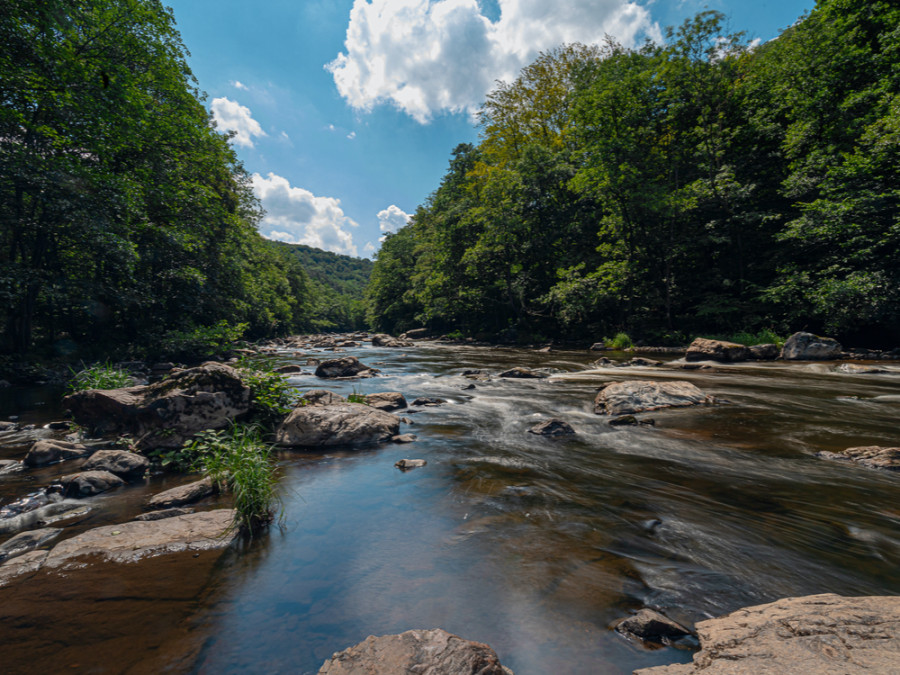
[
  {"xmin": 347, "ymin": 131, "xmax": 357, "ymax": 139},
  {"xmin": 210, "ymin": 97, "xmax": 267, "ymax": 148},
  {"xmin": 252, "ymin": 172, "xmax": 359, "ymax": 256},
  {"xmin": 363, "ymin": 241, "xmax": 376, "ymax": 255},
  {"xmin": 327, "ymin": 0, "xmax": 661, "ymax": 123},
  {"xmin": 232, "ymin": 80, "xmax": 249, "ymax": 90},
  {"xmin": 377, "ymin": 204, "xmax": 411, "ymax": 234}
]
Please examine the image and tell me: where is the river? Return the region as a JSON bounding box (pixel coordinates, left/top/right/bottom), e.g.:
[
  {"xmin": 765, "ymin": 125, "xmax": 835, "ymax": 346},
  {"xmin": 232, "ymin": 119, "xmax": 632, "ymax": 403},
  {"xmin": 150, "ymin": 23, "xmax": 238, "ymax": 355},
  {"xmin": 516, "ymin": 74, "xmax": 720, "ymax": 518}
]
[{"xmin": 1, "ymin": 342, "xmax": 899, "ymax": 674}]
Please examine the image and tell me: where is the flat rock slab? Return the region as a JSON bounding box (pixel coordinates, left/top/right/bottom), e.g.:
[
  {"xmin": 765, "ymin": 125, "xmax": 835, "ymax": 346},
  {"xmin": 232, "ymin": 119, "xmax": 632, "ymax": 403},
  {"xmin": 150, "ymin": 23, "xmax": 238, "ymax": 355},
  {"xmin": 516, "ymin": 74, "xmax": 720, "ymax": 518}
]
[
  {"xmin": 318, "ymin": 628, "xmax": 513, "ymax": 674},
  {"xmin": 817, "ymin": 446, "xmax": 899, "ymax": 472},
  {"xmin": 594, "ymin": 381, "xmax": 712, "ymax": 415},
  {"xmin": 59, "ymin": 470, "xmax": 125, "ymax": 497},
  {"xmin": 133, "ymin": 507, "xmax": 195, "ymax": 521},
  {"xmin": 82, "ymin": 449, "xmax": 150, "ymax": 480},
  {"xmin": 146, "ymin": 477, "xmax": 215, "ymax": 510},
  {"xmin": 395, "ymin": 458, "xmax": 426, "ymax": 470},
  {"xmin": 635, "ymin": 594, "xmax": 900, "ymax": 675},
  {"xmin": 23, "ymin": 439, "xmax": 91, "ymax": 467},
  {"xmin": 276, "ymin": 403, "xmax": 400, "ymax": 447}
]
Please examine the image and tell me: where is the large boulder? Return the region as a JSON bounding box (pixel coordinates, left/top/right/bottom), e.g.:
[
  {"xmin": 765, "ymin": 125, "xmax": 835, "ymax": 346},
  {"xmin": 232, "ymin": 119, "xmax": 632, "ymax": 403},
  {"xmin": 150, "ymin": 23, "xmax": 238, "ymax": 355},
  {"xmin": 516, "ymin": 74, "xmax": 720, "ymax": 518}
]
[
  {"xmin": 364, "ymin": 392, "xmax": 408, "ymax": 411},
  {"xmin": 59, "ymin": 470, "xmax": 125, "ymax": 497},
  {"xmin": 371, "ymin": 333, "xmax": 412, "ymax": 348},
  {"xmin": 318, "ymin": 628, "xmax": 513, "ymax": 675},
  {"xmin": 748, "ymin": 343, "xmax": 779, "ymax": 360},
  {"xmin": 635, "ymin": 594, "xmax": 900, "ymax": 675},
  {"xmin": 23, "ymin": 439, "xmax": 91, "ymax": 467},
  {"xmin": 315, "ymin": 356, "xmax": 379, "ymax": 379},
  {"xmin": 816, "ymin": 446, "xmax": 899, "ymax": 472},
  {"xmin": 780, "ymin": 331, "xmax": 842, "ymax": 360},
  {"xmin": 685, "ymin": 338, "xmax": 749, "ymax": 363},
  {"xmin": 594, "ymin": 380, "xmax": 712, "ymax": 415},
  {"xmin": 63, "ymin": 362, "xmax": 251, "ymax": 449},
  {"xmin": 82, "ymin": 449, "xmax": 149, "ymax": 480},
  {"xmin": 276, "ymin": 403, "xmax": 400, "ymax": 447}
]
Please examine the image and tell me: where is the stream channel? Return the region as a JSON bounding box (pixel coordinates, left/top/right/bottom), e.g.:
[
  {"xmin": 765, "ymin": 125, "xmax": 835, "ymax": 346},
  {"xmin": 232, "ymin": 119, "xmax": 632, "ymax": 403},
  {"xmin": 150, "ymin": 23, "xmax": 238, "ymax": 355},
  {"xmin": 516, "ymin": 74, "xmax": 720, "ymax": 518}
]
[{"xmin": 1, "ymin": 341, "xmax": 899, "ymax": 674}]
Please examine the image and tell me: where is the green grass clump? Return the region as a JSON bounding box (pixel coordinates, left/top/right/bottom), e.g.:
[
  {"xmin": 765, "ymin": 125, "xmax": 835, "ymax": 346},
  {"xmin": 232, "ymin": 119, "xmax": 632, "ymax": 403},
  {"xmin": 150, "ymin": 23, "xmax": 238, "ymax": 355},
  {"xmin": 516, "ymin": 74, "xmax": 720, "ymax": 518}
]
[
  {"xmin": 604, "ymin": 332, "xmax": 633, "ymax": 350},
  {"xmin": 236, "ymin": 356, "xmax": 301, "ymax": 424},
  {"xmin": 66, "ymin": 362, "xmax": 134, "ymax": 393}
]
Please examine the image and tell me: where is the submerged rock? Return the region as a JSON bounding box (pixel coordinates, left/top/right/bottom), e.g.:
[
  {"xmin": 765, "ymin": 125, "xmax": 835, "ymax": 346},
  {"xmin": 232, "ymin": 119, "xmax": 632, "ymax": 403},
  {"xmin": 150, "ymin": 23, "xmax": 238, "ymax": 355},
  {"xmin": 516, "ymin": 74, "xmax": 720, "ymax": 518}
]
[
  {"xmin": 23, "ymin": 439, "xmax": 92, "ymax": 467},
  {"xmin": 395, "ymin": 458, "xmax": 426, "ymax": 470},
  {"xmin": 594, "ymin": 381, "xmax": 712, "ymax": 415},
  {"xmin": 276, "ymin": 403, "xmax": 400, "ymax": 447},
  {"xmin": 608, "ymin": 415, "xmax": 655, "ymax": 427},
  {"xmin": 0, "ymin": 426, "xmax": 54, "ymax": 452},
  {"xmin": 0, "ymin": 527, "xmax": 62, "ymax": 562},
  {"xmin": 63, "ymin": 362, "xmax": 251, "ymax": 449},
  {"xmin": 837, "ymin": 363, "xmax": 889, "ymax": 374},
  {"xmin": 635, "ymin": 594, "xmax": 900, "ymax": 675},
  {"xmin": 528, "ymin": 419, "xmax": 575, "ymax": 436},
  {"xmin": 612, "ymin": 608, "xmax": 692, "ymax": 643},
  {"xmin": 411, "ymin": 397, "xmax": 445, "ymax": 407},
  {"xmin": 780, "ymin": 331, "xmax": 842, "ymax": 360},
  {"xmin": 391, "ymin": 434, "xmax": 417, "ymax": 443},
  {"xmin": 315, "ymin": 356, "xmax": 379, "ymax": 378},
  {"xmin": 145, "ymin": 477, "xmax": 216, "ymax": 510},
  {"xmin": 685, "ymin": 338, "xmax": 749, "ymax": 363},
  {"xmin": 817, "ymin": 446, "xmax": 899, "ymax": 472},
  {"xmin": 0, "ymin": 500, "xmax": 87, "ymax": 536},
  {"xmin": 82, "ymin": 449, "xmax": 149, "ymax": 481},
  {"xmin": 59, "ymin": 470, "xmax": 125, "ymax": 497},
  {"xmin": 365, "ymin": 392, "xmax": 408, "ymax": 411},
  {"xmin": 499, "ymin": 367, "xmax": 547, "ymax": 379},
  {"xmin": 133, "ymin": 507, "xmax": 195, "ymax": 521},
  {"xmin": 318, "ymin": 628, "xmax": 513, "ymax": 675}
]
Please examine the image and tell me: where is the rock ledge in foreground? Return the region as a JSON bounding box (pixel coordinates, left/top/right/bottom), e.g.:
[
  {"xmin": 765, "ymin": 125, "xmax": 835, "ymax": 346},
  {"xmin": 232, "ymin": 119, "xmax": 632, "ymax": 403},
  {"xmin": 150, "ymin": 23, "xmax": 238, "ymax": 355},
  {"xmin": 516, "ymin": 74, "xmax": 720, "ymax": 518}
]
[
  {"xmin": 318, "ymin": 628, "xmax": 513, "ymax": 674},
  {"xmin": 635, "ymin": 593, "xmax": 900, "ymax": 675}
]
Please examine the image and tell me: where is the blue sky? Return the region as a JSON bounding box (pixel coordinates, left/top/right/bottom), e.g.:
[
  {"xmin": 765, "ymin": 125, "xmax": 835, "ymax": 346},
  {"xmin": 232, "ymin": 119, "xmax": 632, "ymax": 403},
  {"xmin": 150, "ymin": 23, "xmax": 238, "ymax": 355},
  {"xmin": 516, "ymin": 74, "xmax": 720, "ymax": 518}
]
[{"xmin": 165, "ymin": 0, "xmax": 816, "ymax": 259}]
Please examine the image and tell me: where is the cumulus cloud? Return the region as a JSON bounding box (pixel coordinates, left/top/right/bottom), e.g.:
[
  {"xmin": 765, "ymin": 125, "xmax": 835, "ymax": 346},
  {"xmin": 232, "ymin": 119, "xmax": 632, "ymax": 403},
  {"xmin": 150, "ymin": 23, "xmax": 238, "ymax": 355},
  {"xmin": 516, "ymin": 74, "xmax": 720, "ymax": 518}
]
[
  {"xmin": 327, "ymin": 0, "xmax": 661, "ymax": 122},
  {"xmin": 232, "ymin": 80, "xmax": 249, "ymax": 90},
  {"xmin": 378, "ymin": 204, "xmax": 412, "ymax": 234},
  {"xmin": 210, "ymin": 97, "xmax": 267, "ymax": 147},
  {"xmin": 252, "ymin": 172, "xmax": 359, "ymax": 256}
]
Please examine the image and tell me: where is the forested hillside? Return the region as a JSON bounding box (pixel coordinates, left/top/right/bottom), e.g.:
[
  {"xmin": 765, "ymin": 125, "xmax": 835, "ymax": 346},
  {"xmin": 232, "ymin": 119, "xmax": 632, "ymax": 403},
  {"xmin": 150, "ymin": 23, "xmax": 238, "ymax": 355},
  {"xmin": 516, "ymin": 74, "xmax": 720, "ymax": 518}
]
[
  {"xmin": 367, "ymin": 0, "xmax": 900, "ymax": 346},
  {"xmin": 277, "ymin": 243, "xmax": 373, "ymax": 331},
  {"xmin": 0, "ymin": 0, "xmax": 315, "ymax": 357}
]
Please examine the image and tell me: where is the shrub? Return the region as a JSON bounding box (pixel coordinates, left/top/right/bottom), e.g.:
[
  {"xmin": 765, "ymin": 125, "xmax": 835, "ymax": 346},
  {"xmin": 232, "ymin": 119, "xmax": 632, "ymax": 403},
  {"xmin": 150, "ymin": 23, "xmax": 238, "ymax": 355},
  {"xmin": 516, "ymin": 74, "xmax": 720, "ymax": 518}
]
[
  {"xmin": 605, "ymin": 332, "xmax": 633, "ymax": 350},
  {"xmin": 236, "ymin": 356, "xmax": 301, "ymax": 425},
  {"xmin": 66, "ymin": 362, "xmax": 133, "ymax": 393}
]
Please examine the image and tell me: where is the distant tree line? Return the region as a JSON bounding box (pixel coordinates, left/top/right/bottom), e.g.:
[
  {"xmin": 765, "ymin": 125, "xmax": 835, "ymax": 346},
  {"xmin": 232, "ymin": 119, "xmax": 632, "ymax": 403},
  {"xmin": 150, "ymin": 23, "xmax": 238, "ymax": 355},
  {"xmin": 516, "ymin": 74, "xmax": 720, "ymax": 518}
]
[{"xmin": 367, "ymin": 1, "xmax": 900, "ymax": 346}]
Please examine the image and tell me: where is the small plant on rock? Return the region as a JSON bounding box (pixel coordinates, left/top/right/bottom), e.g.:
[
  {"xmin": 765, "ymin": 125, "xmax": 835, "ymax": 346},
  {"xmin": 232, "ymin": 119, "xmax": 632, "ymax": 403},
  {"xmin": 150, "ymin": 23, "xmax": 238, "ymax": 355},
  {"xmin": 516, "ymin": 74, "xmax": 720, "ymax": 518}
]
[
  {"xmin": 235, "ymin": 356, "xmax": 301, "ymax": 425},
  {"xmin": 66, "ymin": 362, "xmax": 134, "ymax": 393},
  {"xmin": 604, "ymin": 332, "xmax": 633, "ymax": 350}
]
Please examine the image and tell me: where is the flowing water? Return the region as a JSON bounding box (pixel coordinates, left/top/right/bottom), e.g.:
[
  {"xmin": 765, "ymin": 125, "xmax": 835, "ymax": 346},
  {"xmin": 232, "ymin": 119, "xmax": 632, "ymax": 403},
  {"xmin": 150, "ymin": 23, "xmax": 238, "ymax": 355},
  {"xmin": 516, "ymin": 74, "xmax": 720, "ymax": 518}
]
[{"xmin": 1, "ymin": 343, "xmax": 899, "ymax": 674}]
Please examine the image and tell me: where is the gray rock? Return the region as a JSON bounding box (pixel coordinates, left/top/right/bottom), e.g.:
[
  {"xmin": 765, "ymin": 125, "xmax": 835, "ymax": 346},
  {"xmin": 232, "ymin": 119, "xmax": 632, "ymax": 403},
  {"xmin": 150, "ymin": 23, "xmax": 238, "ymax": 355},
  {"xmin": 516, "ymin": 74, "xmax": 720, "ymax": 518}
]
[
  {"xmin": 629, "ymin": 357, "xmax": 663, "ymax": 367},
  {"xmin": 748, "ymin": 343, "xmax": 779, "ymax": 360},
  {"xmin": 613, "ymin": 608, "xmax": 692, "ymax": 643},
  {"xmin": 302, "ymin": 389, "xmax": 347, "ymax": 405},
  {"xmin": 0, "ymin": 500, "xmax": 86, "ymax": 536},
  {"xmin": 59, "ymin": 470, "xmax": 125, "ymax": 497},
  {"xmin": 462, "ymin": 369, "xmax": 490, "ymax": 381},
  {"xmin": 499, "ymin": 367, "xmax": 547, "ymax": 379},
  {"xmin": 371, "ymin": 333, "xmax": 413, "ymax": 348},
  {"xmin": 23, "ymin": 439, "xmax": 91, "ymax": 467},
  {"xmin": 817, "ymin": 446, "xmax": 899, "ymax": 472},
  {"xmin": 276, "ymin": 403, "xmax": 400, "ymax": 447},
  {"xmin": 63, "ymin": 362, "xmax": 251, "ymax": 449},
  {"xmin": 82, "ymin": 449, "xmax": 149, "ymax": 480},
  {"xmin": 0, "ymin": 490, "xmax": 60, "ymax": 520},
  {"xmin": 780, "ymin": 331, "xmax": 842, "ymax": 360},
  {"xmin": 635, "ymin": 594, "xmax": 900, "ymax": 675},
  {"xmin": 608, "ymin": 415, "xmax": 655, "ymax": 427},
  {"xmin": 395, "ymin": 458, "xmax": 427, "ymax": 470},
  {"xmin": 133, "ymin": 507, "xmax": 195, "ymax": 521},
  {"xmin": 528, "ymin": 419, "xmax": 575, "ymax": 436},
  {"xmin": 411, "ymin": 397, "xmax": 445, "ymax": 407},
  {"xmin": 401, "ymin": 328, "xmax": 429, "ymax": 339},
  {"xmin": 685, "ymin": 338, "xmax": 749, "ymax": 363},
  {"xmin": 318, "ymin": 628, "xmax": 512, "ymax": 675},
  {"xmin": 594, "ymin": 381, "xmax": 711, "ymax": 415},
  {"xmin": 145, "ymin": 477, "xmax": 216, "ymax": 510},
  {"xmin": 0, "ymin": 527, "xmax": 62, "ymax": 562},
  {"xmin": 315, "ymin": 356, "xmax": 379, "ymax": 378},
  {"xmin": 0, "ymin": 459, "xmax": 22, "ymax": 475},
  {"xmin": 0, "ymin": 426, "xmax": 54, "ymax": 452},
  {"xmin": 365, "ymin": 392, "xmax": 408, "ymax": 411},
  {"xmin": 391, "ymin": 434, "xmax": 417, "ymax": 443},
  {"xmin": 274, "ymin": 364, "xmax": 305, "ymax": 375}
]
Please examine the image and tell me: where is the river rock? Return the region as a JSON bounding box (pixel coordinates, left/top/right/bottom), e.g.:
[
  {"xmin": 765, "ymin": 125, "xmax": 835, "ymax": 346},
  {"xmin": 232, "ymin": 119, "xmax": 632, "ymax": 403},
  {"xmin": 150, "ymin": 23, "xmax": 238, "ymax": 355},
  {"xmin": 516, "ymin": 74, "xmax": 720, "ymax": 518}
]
[
  {"xmin": 0, "ymin": 426, "xmax": 54, "ymax": 452},
  {"xmin": 315, "ymin": 356, "xmax": 379, "ymax": 378},
  {"xmin": 365, "ymin": 392, "xmax": 408, "ymax": 411},
  {"xmin": 499, "ymin": 367, "xmax": 547, "ymax": 379},
  {"xmin": 391, "ymin": 434, "xmax": 417, "ymax": 443},
  {"xmin": 401, "ymin": 328, "xmax": 430, "ymax": 339},
  {"xmin": 528, "ymin": 419, "xmax": 575, "ymax": 436},
  {"xmin": 780, "ymin": 331, "xmax": 842, "ymax": 360},
  {"xmin": 411, "ymin": 397, "xmax": 445, "ymax": 407},
  {"xmin": 0, "ymin": 459, "xmax": 22, "ymax": 474},
  {"xmin": 635, "ymin": 594, "xmax": 900, "ymax": 675},
  {"xmin": 594, "ymin": 381, "xmax": 712, "ymax": 415},
  {"xmin": 0, "ymin": 420, "xmax": 17, "ymax": 431},
  {"xmin": 371, "ymin": 333, "xmax": 413, "ymax": 348},
  {"xmin": 81, "ymin": 449, "xmax": 149, "ymax": 480},
  {"xmin": 816, "ymin": 446, "xmax": 899, "ymax": 472},
  {"xmin": 63, "ymin": 362, "xmax": 251, "ymax": 449},
  {"xmin": 302, "ymin": 389, "xmax": 347, "ymax": 405},
  {"xmin": 608, "ymin": 415, "xmax": 655, "ymax": 426},
  {"xmin": 59, "ymin": 470, "xmax": 125, "ymax": 497},
  {"xmin": 0, "ymin": 500, "xmax": 86, "ymax": 536},
  {"xmin": 395, "ymin": 458, "xmax": 426, "ymax": 470},
  {"xmin": 133, "ymin": 507, "xmax": 195, "ymax": 521},
  {"xmin": 748, "ymin": 343, "xmax": 779, "ymax": 360},
  {"xmin": 612, "ymin": 608, "xmax": 691, "ymax": 643},
  {"xmin": 274, "ymin": 364, "xmax": 305, "ymax": 375},
  {"xmin": 145, "ymin": 477, "xmax": 216, "ymax": 510},
  {"xmin": 629, "ymin": 357, "xmax": 662, "ymax": 367},
  {"xmin": 685, "ymin": 338, "xmax": 749, "ymax": 363},
  {"xmin": 276, "ymin": 402, "xmax": 400, "ymax": 447},
  {"xmin": 317, "ymin": 628, "xmax": 512, "ymax": 675},
  {"xmin": 0, "ymin": 527, "xmax": 62, "ymax": 562},
  {"xmin": 23, "ymin": 439, "xmax": 92, "ymax": 467}
]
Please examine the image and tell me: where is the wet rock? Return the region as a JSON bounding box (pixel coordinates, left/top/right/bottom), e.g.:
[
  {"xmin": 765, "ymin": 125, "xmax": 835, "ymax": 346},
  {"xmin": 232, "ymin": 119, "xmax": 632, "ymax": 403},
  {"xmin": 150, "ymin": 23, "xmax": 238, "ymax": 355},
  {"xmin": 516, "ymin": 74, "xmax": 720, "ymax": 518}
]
[
  {"xmin": 0, "ymin": 426, "xmax": 54, "ymax": 452},
  {"xmin": 411, "ymin": 397, "xmax": 445, "ymax": 407},
  {"xmin": 133, "ymin": 507, "xmax": 195, "ymax": 521},
  {"xmin": 685, "ymin": 338, "xmax": 749, "ymax": 363},
  {"xmin": 594, "ymin": 381, "xmax": 712, "ymax": 416},
  {"xmin": 680, "ymin": 363, "xmax": 712, "ymax": 370},
  {"xmin": 613, "ymin": 608, "xmax": 692, "ymax": 643},
  {"xmin": 0, "ymin": 527, "xmax": 62, "ymax": 562},
  {"xmin": 0, "ymin": 490, "xmax": 60, "ymax": 520},
  {"xmin": 528, "ymin": 419, "xmax": 575, "ymax": 436},
  {"xmin": 23, "ymin": 439, "xmax": 92, "ymax": 467},
  {"xmin": 401, "ymin": 328, "xmax": 430, "ymax": 340},
  {"xmin": 371, "ymin": 333, "xmax": 413, "ymax": 348},
  {"xmin": 0, "ymin": 420, "xmax": 17, "ymax": 431},
  {"xmin": 780, "ymin": 331, "xmax": 842, "ymax": 360},
  {"xmin": 590, "ymin": 342, "xmax": 607, "ymax": 351},
  {"xmin": 395, "ymin": 458, "xmax": 427, "ymax": 470},
  {"xmin": 748, "ymin": 343, "xmax": 779, "ymax": 360},
  {"xmin": 274, "ymin": 364, "xmax": 305, "ymax": 375},
  {"xmin": 635, "ymin": 594, "xmax": 900, "ymax": 675},
  {"xmin": 315, "ymin": 356, "xmax": 379, "ymax": 379},
  {"xmin": 59, "ymin": 470, "xmax": 125, "ymax": 497},
  {"xmin": 499, "ymin": 367, "xmax": 547, "ymax": 379},
  {"xmin": 365, "ymin": 392, "xmax": 408, "ymax": 411},
  {"xmin": 45, "ymin": 420, "xmax": 73, "ymax": 430},
  {"xmin": 63, "ymin": 362, "xmax": 251, "ymax": 449},
  {"xmin": 0, "ymin": 459, "xmax": 22, "ymax": 475},
  {"xmin": 462, "ymin": 369, "xmax": 491, "ymax": 381},
  {"xmin": 317, "ymin": 628, "xmax": 512, "ymax": 675},
  {"xmin": 817, "ymin": 446, "xmax": 899, "ymax": 472},
  {"xmin": 276, "ymin": 403, "xmax": 400, "ymax": 447},
  {"xmin": 609, "ymin": 415, "xmax": 654, "ymax": 427},
  {"xmin": 837, "ymin": 363, "xmax": 889, "ymax": 374},
  {"xmin": 145, "ymin": 477, "xmax": 216, "ymax": 510},
  {"xmin": 391, "ymin": 434, "xmax": 417, "ymax": 443},
  {"xmin": 81, "ymin": 449, "xmax": 150, "ymax": 481},
  {"xmin": 462, "ymin": 384, "xmax": 476, "ymax": 390},
  {"xmin": 302, "ymin": 389, "xmax": 347, "ymax": 405},
  {"xmin": 0, "ymin": 500, "xmax": 86, "ymax": 536},
  {"xmin": 629, "ymin": 357, "xmax": 663, "ymax": 367}
]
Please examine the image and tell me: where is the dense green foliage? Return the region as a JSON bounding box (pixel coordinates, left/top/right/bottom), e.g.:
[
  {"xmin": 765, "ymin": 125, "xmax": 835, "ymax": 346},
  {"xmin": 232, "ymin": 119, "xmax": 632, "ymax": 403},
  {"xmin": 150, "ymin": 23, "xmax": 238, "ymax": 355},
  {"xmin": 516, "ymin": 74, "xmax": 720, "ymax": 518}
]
[
  {"xmin": 367, "ymin": 1, "xmax": 900, "ymax": 346},
  {"xmin": 0, "ymin": 0, "xmax": 315, "ymax": 357},
  {"xmin": 277, "ymin": 243, "xmax": 373, "ymax": 331},
  {"xmin": 66, "ymin": 361, "xmax": 133, "ymax": 393}
]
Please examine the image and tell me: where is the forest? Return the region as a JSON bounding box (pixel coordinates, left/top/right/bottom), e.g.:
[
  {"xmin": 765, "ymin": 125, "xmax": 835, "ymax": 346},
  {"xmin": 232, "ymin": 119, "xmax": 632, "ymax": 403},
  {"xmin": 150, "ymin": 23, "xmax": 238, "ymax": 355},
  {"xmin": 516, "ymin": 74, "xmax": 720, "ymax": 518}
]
[{"xmin": 366, "ymin": 0, "xmax": 900, "ymax": 347}]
